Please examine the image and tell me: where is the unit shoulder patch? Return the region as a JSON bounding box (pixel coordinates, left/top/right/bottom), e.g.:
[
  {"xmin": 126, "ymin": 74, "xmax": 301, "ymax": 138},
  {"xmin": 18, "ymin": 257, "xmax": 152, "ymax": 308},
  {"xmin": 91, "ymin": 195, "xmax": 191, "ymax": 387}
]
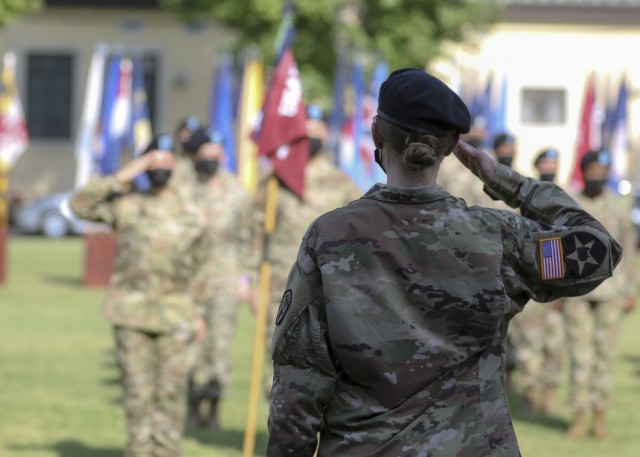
[
  {"xmin": 275, "ymin": 289, "xmax": 293, "ymax": 325},
  {"xmin": 538, "ymin": 232, "xmax": 606, "ymax": 280}
]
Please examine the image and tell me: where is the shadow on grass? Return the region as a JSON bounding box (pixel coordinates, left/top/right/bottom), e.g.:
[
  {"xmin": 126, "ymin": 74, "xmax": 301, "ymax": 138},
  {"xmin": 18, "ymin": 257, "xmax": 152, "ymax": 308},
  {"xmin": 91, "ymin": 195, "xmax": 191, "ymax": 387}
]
[
  {"xmin": 8, "ymin": 439, "xmax": 122, "ymax": 457},
  {"xmin": 186, "ymin": 427, "xmax": 268, "ymax": 455},
  {"xmin": 508, "ymin": 389, "xmax": 570, "ymax": 431},
  {"xmin": 41, "ymin": 274, "xmax": 84, "ymax": 287},
  {"xmin": 623, "ymin": 353, "xmax": 640, "ymax": 376}
]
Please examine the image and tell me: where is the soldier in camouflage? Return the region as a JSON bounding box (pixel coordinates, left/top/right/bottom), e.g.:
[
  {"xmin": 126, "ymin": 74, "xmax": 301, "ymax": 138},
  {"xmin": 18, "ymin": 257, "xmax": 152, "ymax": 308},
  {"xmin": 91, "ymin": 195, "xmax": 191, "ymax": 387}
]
[
  {"xmin": 171, "ymin": 115, "xmax": 201, "ymax": 196},
  {"xmin": 509, "ymin": 148, "xmax": 565, "ymax": 414},
  {"xmin": 266, "ymin": 69, "xmax": 622, "ymax": 457},
  {"xmin": 259, "ymin": 110, "xmax": 361, "ymax": 394},
  {"xmin": 71, "ymin": 135, "xmax": 209, "ymax": 457},
  {"xmin": 182, "ymin": 127, "xmax": 256, "ymax": 430},
  {"xmin": 563, "ymin": 149, "xmax": 636, "ymax": 439}
]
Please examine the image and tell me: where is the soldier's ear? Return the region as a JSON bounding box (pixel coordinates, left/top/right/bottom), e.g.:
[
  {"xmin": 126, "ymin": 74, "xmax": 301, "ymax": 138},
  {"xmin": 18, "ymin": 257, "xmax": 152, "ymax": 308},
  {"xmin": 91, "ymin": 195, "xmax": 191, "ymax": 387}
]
[
  {"xmin": 372, "ymin": 121, "xmax": 383, "ymax": 149},
  {"xmin": 444, "ymin": 133, "xmax": 460, "ymax": 157}
]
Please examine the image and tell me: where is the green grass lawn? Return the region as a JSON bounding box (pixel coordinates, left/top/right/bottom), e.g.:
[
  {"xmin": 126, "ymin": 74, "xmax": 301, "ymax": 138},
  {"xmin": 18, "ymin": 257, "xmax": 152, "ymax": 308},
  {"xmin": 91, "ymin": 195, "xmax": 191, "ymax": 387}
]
[{"xmin": 1, "ymin": 236, "xmax": 639, "ymax": 456}]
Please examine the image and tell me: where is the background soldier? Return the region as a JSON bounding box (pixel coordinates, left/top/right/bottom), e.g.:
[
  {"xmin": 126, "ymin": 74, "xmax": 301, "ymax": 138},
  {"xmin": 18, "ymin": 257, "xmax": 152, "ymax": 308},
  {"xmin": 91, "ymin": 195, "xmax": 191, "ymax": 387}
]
[
  {"xmin": 183, "ymin": 127, "xmax": 256, "ymax": 431},
  {"xmin": 70, "ymin": 135, "xmax": 209, "ymax": 457},
  {"xmin": 509, "ymin": 148, "xmax": 565, "ymax": 414},
  {"xmin": 564, "ymin": 149, "xmax": 636, "ymax": 439},
  {"xmin": 171, "ymin": 115, "xmax": 201, "ymax": 193}
]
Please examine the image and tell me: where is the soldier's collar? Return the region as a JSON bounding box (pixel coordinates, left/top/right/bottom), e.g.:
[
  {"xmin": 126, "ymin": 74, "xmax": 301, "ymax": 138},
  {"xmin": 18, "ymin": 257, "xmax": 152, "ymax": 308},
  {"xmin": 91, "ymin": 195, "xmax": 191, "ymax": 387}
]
[{"xmin": 363, "ymin": 183, "xmax": 451, "ymax": 203}]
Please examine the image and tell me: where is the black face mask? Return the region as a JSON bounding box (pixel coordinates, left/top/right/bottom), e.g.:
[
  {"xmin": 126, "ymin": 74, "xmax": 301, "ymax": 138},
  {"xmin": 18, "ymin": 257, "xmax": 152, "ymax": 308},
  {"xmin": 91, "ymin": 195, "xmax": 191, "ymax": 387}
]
[
  {"xmin": 146, "ymin": 169, "xmax": 172, "ymax": 187},
  {"xmin": 195, "ymin": 159, "xmax": 219, "ymax": 177},
  {"xmin": 374, "ymin": 148, "xmax": 386, "ymax": 174},
  {"xmin": 539, "ymin": 173, "xmax": 556, "ymax": 182},
  {"xmin": 497, "ymin": 157, "xmax": 514, "ymax": 168},
  {"xmin": 310, "ymin": 138, "xmax": 323, "ymax": 157},
  {"xmin": 583, "ymin": 179, "xmax": 607, "ymax": 198}
]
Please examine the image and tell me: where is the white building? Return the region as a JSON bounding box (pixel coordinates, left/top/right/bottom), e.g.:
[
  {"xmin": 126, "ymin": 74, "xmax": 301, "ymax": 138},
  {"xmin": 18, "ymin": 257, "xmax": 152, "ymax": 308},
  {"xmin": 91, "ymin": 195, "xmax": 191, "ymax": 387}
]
[{"xmin": 433, "ymin": 0, "xmax": 640, "ymax": 185}]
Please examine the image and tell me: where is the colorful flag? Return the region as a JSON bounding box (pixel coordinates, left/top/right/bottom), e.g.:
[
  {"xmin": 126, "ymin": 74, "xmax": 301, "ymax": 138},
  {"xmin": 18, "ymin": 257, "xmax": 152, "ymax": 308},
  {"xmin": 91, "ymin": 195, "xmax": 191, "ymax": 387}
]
[
  {"xmin": 328, "ymin": 54, "xmax": 347, "ymax": 160},
  {"xmin": 236, "ymin": 56, "xmax": 263, "ymax": 194},
  {"xmin": 570, "ymin": 74, "xmax": 597, "ymax": 191},
  {"xmin": 97, "ymin": 56, "xmax": 132, "ymax": 175},
  {"xmin": 0, "ymin": 51, "xmax": 29, "ymax": 168},
  {"xmin": 74, "ymin": 45, "xmax": 106, "ymax": 188},
  {"xmin": 369, "ymin": 61, "xmax": 389, "ymax": 186},
  {"xmin": 210, "ymin": 54, "xmax": 236, "ymax": 172},
  {"xmin": 273, "ymin": 1, "xmax": 296, "ymax": 65},
  {"xmin": 130, "ymin": 56, "xmax": 153, "ymax": 191},
  {"xmin": 608, "ymin": 76, "xmax": 629, "ymax": 192},
  {"xmin": 485, "ymin": 73, "xmax": 507, "ymax": 150},
  {"xmin": 255, "ymin": 49, "xmax": 309, "ymax": 198}
]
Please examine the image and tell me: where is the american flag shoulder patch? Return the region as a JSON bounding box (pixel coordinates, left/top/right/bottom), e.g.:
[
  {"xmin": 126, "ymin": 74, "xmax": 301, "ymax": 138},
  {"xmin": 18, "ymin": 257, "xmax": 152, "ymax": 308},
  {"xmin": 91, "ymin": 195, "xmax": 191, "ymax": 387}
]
[{"xmin": 539, "ymin": 237, "xmax": 565, "ymax": 280}]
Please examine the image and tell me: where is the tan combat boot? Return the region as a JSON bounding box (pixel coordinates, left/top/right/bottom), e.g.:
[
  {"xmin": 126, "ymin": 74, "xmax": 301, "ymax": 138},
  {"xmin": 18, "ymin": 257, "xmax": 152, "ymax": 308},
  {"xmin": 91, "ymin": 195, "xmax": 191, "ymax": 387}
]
[
  {"xmin": 542, "ymin": 387, "xmax": 560, "ymax": 415},
  {"xmin": 521, "ymin": 387, "xmax": 539, "ymax": 416},
  {"xmin": 592, "ymin": 410, "xmax": 609, "ymax": 440},
  {"xmin": 206, "ymin": 397, "xmax": 220, "ymax": 432},
  {"xmin": 566, "ymin": 411, "xmax": 588, "ymax": 439}
]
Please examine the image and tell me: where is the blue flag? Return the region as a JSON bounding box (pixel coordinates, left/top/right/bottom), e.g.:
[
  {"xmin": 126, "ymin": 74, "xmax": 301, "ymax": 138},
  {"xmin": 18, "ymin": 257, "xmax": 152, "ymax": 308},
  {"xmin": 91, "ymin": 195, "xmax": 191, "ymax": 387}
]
[
  {"xmin": 210, "ymin": 54, "xmax": 237, "ymax": 172},
  {"xmin": 485, "ymin": 74, "xmax": 507, "ymax": 150},
  {"xmin": 328, "ymin": 54, "xmax": 347, "ymax": 161},
  {"xmin": 98, "ymin": 56, "xmax": 131, "ymax": 175},
  {"xmin": 608, "ymin": 77, "xmax": 629, "ymax": 191}
]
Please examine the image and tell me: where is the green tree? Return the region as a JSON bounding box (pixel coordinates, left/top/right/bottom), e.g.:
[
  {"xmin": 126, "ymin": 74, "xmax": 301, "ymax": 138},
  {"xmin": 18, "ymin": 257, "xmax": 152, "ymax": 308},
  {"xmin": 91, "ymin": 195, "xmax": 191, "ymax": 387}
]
[
  {"xmin": 168, "ymin": 0, "xmax": 504, "ymax": 100},
  {"xmin": 0, "ymin": 0, "xmax": 41, "ymax": 27}
]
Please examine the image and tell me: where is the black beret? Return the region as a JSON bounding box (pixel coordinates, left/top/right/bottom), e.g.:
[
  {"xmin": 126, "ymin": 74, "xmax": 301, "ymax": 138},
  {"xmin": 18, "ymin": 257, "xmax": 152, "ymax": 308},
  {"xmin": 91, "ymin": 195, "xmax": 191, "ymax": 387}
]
[
  {"xmin": 143, "ymin": 134, "xmax": 175, "ymax": 155},
  {"xmin": 183, "ymin": 127, "xmax": 224, "ymax": 153},
  {"xmin": 377, "ymin": 68, "xmax": 471, "ymax": 135},
  {"xmin": 580, "ymin": 148, "xmax": 611, "ymax": 171},
  {"xmin": 492, "ymin": 133, "xmax": 515, "ymax": 150},
  {"xmin": 175, "ymin": 115, "xmax": 200, "ymax": 135},
  {"xmin": 534, "ymin": 148, "xmax": 559, "ymax": 167}
]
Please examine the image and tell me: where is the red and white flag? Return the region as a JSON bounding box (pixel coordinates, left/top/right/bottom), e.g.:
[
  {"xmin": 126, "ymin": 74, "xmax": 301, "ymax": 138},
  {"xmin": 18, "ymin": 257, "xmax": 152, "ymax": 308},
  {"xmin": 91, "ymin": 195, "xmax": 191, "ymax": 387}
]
[
  {"xmin": 0, "ymin": 52, "xmax": 29, "ymax": 168},
  {"xmin": 255, "ymin": 49, "xmax": 309, "ymax": 198}
]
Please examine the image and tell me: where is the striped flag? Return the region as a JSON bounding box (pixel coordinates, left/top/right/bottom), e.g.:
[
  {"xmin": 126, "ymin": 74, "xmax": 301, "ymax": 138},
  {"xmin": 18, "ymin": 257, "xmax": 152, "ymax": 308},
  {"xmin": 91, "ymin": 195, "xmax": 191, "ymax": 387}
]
[
  {"xmin": 0, "ymin": 51, "xmax": 29, "ymax": 168},
  {"xmin": 540, "ymin": 238, "xmax": 564, "ymax": 280}
]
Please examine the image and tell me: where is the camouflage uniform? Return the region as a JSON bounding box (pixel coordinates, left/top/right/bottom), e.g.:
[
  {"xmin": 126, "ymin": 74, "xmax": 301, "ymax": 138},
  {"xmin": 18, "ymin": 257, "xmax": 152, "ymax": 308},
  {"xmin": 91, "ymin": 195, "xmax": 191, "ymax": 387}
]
[
  {"xmin": 267, "ymin": 164, "xmax": 622, "ymax": 456},
  {"xmin": 70, "ymin": 176, "xmax": 208, "ymax": 457},
  {"xmin": 170, "ymin": 155, "xmax": 198, "ymax": 198},
  {"xmin": 261, "ymin": 152, "xmax": 361, "ymax": 391},
  {"xmin": 563, "ymin": 189, "xmax": 635, "ymax": 413},
  {"xmin": 189, "ymin": 170, "xmax": 255, "ymax": 403}
]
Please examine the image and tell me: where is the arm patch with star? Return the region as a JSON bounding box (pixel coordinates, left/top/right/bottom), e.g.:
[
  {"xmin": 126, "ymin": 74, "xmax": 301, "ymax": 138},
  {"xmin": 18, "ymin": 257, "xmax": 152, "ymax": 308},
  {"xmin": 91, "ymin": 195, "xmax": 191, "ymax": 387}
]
[{"xmin": 539, "ymin": 232, "xmax": 607, "ymax": 280}]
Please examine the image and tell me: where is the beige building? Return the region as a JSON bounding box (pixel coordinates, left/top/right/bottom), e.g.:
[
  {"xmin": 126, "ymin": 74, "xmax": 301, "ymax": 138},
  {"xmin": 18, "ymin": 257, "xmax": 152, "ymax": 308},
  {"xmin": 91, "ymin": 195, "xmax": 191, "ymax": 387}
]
[
  {"xmin": 433, "ymin": 0, "xmax": 640, "ymax": 186},
  {"xmin": 1, "ymin": 0, "xmax": 233, "ymax": 200}
]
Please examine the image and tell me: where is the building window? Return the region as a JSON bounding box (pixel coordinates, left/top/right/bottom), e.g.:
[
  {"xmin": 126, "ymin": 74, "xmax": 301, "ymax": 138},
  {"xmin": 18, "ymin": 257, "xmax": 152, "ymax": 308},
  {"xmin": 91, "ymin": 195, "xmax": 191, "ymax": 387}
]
[
  {"xmin": 26, "ymin": 53, "xmax": 74, "ymax": 139},
  {"xmin": 521, "ymin": 89, "xmax": 565, "ymax": 124}
]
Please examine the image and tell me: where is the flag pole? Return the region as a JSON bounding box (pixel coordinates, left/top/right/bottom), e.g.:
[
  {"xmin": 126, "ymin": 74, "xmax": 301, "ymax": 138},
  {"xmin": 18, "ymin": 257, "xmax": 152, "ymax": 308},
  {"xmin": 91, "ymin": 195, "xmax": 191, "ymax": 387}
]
[{"xmin": 243, "ymin": 174, "xmax": 279, "ymax": 457}]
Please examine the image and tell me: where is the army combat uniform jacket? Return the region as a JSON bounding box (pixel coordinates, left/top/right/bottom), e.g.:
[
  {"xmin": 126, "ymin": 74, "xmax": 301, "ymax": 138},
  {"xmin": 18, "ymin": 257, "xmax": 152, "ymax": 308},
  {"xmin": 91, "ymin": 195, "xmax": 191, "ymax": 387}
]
[
  {"xmin": 267, "ymin": 165, "xmax": 622, "ymax": 457},
  {"xmin": 71, "ymin": 176, "xmax": 209, "ymax": 334}
]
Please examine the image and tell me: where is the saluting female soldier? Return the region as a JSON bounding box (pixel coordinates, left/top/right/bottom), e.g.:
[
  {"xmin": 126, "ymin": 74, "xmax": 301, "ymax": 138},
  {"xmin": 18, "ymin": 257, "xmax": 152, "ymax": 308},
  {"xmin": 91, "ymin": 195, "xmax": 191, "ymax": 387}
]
[
  {"xmin": 266, "ymin": 68, "xmax": 622, "ymax": 457},
  {"xmin": 71, "ymin": 135, "xmax": 209, "ymax": 457}
]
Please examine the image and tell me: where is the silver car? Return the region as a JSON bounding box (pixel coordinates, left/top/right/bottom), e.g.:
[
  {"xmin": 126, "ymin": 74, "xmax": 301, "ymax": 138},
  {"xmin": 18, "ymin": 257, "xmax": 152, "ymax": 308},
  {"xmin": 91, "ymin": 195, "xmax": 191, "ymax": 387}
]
[{"xmin": 13, "ymin": 191, "xmax": 87, "ymax": 238}]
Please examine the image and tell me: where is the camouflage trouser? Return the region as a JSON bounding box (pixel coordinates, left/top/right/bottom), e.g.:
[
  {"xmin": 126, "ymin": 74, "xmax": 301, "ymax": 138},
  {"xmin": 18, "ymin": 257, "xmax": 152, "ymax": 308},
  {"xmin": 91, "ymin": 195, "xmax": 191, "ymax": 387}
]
[
  {"xmin": 510, "ymin": 301, "xmax": 564, "ymax": 390},
  {"xmin": 563, "ymin": 299, "xmax": 624, "ymax": 412},
  {"xmin": 189, "ymin": 289, "xmax": 238, "ymax": 401},
  {"xmin": 114, "ymin": 326, "xmax": 195, "ymax": 457}
]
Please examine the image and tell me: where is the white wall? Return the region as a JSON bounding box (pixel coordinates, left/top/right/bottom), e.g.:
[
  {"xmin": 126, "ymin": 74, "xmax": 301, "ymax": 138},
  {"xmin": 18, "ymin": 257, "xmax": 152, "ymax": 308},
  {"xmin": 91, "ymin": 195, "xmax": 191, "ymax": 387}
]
[{"xmin": 437, "ymin": 22, "xmax": 640, "ymax": 186}]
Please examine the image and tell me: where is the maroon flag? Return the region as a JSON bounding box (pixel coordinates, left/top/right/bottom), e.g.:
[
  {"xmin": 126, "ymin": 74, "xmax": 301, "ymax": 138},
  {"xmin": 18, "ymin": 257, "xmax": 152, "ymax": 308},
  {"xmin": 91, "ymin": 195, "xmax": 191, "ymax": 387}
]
[
  {"xmin": 570, "ymin": 74, "xmax": 597, "ymax": 191},
  {"xmin": 256, "ymin": 49, "xmax": 309, "ymax": 198}
]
